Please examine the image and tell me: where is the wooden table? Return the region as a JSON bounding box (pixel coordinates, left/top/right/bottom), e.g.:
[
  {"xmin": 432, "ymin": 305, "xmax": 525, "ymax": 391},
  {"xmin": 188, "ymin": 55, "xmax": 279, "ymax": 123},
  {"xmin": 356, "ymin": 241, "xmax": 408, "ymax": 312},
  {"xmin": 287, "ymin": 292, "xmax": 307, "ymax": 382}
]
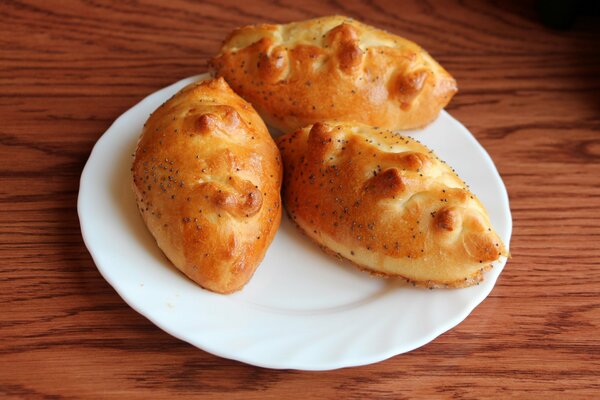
[{"xmin": 1, "ymin": 0, "xmax": 599, "ymax": 398}]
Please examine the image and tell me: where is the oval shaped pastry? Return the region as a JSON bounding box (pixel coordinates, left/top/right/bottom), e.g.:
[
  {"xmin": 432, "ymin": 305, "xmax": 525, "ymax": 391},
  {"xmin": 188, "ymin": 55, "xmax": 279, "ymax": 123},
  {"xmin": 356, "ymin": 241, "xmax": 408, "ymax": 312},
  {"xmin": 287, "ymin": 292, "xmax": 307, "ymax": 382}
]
[
  {"xmin": 132, "ymin": 78, "xmax": 282, "ymax": 293},
  {"xmin": 277, "ymin": 122, "xmax": 507, "ymax": 287},
  {"xmin": 210, "ymin": 15, "xmax": 457, "ymax": 133}
]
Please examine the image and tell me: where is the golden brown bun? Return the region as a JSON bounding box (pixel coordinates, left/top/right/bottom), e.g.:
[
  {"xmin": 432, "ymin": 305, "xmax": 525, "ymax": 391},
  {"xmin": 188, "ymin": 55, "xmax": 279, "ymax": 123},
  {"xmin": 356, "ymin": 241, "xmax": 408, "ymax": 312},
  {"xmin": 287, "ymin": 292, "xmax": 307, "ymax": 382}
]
[
  {"xmin": 132, "ymin": 78, "xmax": 282, "ymax": 294},
  {"xmin": 210, "ymin": 15, "xmax": 457, "ymax": 133},
  {"xmin": 277, "ymin": 122, "xmax": 507, "ymax": 287}
]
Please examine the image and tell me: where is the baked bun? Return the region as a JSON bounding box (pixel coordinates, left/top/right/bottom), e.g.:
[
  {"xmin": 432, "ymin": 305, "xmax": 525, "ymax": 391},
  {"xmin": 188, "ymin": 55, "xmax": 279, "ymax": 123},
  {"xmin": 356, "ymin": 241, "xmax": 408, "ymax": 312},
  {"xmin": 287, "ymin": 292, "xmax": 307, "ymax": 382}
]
[
  {"xmin": 210, "ymin": 15, "xmax": 457, "ymax": 133},
  {"xmin": 277, "ymin": 122, "xmax": 506, "ymax": 287},
  {"xmin": 132, "ymin": 78, "xmax": 282, "ymax": 293}
]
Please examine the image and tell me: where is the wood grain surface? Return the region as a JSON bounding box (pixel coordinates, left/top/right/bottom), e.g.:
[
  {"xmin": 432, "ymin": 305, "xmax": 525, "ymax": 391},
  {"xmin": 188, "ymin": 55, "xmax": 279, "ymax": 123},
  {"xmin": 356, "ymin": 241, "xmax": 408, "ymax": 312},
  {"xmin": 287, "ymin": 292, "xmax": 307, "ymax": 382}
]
[{"xmin": 1, "ymin": 0, "xmax": 599, "ymax": 398}]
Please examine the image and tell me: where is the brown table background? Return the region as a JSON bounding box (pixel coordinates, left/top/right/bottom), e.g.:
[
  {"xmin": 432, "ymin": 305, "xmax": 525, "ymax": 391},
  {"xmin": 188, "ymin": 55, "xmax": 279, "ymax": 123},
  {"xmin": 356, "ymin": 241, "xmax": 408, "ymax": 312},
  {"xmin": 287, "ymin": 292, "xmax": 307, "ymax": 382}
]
[{"xmin": 1, "ymin": 0, "xmax": 599, "ymax": 398}]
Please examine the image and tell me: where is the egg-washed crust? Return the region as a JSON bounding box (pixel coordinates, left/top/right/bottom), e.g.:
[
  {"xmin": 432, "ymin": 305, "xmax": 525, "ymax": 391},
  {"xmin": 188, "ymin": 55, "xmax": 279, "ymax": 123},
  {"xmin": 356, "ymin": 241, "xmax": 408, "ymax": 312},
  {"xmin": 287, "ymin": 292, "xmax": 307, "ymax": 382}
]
[
  {"xmin": 277, "ymin": 122, "xmax": 507, "ymax": 287},
  {"xmin": 291, "ymin": 212, "xmax": 493, "ymax": 289},
  {"xmin": 210, "ymin": 15, "xmax": 457, "ymax": 133},
  {"xmin": 132, "ymin": 78, "xmax": 282, "ymax": 294}
]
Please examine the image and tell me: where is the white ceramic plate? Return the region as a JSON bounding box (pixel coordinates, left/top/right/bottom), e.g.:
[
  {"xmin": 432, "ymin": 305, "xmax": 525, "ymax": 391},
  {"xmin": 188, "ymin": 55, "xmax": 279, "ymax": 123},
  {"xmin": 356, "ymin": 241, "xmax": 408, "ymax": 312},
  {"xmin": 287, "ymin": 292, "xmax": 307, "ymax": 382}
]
[{"xmin": 78, "ymin": 74, "xmax": 512, "ymax": 370}]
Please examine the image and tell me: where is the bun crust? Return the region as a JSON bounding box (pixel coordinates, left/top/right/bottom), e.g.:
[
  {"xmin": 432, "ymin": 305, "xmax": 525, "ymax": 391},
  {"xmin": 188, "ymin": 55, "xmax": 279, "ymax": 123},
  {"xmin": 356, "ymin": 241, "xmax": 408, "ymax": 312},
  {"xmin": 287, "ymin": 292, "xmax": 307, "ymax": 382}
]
[
  {"xmin": 132, "ymin": 78, "xmax": 282, "ymax": 293},
  {"xmin": 277, "ymin": 122, "xmax": 506, "ymax": 287},
  {"xmin": 210, "ymin": 15, "xmax": 457, "ymax": 133}
]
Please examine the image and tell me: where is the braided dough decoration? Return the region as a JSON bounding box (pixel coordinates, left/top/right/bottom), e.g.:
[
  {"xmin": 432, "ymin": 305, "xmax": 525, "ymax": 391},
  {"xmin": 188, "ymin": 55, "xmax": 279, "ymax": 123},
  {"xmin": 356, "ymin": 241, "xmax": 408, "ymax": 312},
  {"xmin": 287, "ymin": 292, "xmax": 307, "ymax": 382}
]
[
  {"xmin": 277, "ymin": 122, "xmax": 507, "ymax": 287},
  {"xmin": 210, "ymin": 15, "xmax": 457, "ymax": 133},
  {"xmin": 132, "ymin": 78, "xmax": 282, "ymax": 293}
]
